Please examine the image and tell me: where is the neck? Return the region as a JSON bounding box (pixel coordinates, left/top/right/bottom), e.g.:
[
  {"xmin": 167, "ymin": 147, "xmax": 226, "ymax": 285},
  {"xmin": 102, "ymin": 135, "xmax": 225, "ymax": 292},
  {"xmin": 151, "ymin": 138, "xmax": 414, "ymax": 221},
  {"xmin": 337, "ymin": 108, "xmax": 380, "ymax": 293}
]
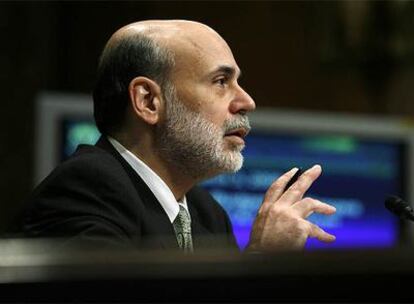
[{"xmin": 112, "ymin": 134, "xmax": 199, "ymax": 200}]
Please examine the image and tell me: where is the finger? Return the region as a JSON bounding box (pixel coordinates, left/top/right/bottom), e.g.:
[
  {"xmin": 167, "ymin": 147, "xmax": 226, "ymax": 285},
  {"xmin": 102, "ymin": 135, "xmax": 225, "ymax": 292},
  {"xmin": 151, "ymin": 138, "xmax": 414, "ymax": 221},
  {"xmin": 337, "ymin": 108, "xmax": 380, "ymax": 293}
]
[
  {"xmin": 292, "ymin": 198, "xmax": 336, "ymax": 218},
  {"xmin": 260, "ymin": 168, "xmax": 299, "ymax": 212},
  {"xmin": 309, "ymin": 223, "xmax": 336, "ymax": 243},
  {"xmin": 279, "ymin": 164, "xmax": 322, "ymax": 205}
]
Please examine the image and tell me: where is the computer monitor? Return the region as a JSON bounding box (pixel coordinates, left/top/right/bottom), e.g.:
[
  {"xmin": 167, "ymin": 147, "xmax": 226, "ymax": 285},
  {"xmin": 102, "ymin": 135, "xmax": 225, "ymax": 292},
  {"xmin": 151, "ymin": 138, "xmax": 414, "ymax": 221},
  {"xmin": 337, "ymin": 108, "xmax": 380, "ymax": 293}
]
[{"xmin": 35, "ymin": 92, "xmax": 414, "ymax": 250}]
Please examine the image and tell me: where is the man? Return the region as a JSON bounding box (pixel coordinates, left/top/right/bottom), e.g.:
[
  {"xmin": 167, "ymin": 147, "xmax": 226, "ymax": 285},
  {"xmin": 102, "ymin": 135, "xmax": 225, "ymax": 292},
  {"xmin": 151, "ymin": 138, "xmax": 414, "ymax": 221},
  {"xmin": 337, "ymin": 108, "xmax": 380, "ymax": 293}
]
[{"xmin": 22, "ymin": 20, "xmax": 336, "ymax": 252}]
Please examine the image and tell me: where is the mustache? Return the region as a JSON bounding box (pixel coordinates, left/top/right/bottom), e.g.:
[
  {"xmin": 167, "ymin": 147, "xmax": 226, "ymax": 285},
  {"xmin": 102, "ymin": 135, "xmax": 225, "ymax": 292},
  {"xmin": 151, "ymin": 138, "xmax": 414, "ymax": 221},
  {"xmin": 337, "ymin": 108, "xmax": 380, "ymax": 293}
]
[{"xmin": 223, "ymin": 115, "xmax": 251, "ymax": 134}]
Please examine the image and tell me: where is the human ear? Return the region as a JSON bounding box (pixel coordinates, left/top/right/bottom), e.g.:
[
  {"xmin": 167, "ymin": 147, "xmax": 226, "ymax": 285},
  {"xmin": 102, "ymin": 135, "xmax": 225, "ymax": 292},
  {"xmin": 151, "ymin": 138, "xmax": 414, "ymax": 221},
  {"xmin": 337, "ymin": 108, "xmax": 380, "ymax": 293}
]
[{"xmin": 128, "ymin": 76, "xmax": 162, "ymax": 125}]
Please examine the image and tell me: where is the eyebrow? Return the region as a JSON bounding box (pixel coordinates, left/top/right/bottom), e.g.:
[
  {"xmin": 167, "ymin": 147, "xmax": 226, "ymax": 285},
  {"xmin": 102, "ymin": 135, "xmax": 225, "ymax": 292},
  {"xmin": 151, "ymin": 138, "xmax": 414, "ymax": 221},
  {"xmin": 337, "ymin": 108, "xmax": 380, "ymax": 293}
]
[{"xmin": 209, "ymin": 65, "xmax": 242, "ymax": 79}]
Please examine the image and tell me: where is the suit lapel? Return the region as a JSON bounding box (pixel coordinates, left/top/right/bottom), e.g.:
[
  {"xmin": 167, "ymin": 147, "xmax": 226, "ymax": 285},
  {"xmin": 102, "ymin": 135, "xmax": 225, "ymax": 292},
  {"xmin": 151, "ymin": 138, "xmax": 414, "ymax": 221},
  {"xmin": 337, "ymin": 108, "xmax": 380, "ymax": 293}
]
[{"xmin": 95, "ymin": 136, "xmax": 178, "ymax": 249}]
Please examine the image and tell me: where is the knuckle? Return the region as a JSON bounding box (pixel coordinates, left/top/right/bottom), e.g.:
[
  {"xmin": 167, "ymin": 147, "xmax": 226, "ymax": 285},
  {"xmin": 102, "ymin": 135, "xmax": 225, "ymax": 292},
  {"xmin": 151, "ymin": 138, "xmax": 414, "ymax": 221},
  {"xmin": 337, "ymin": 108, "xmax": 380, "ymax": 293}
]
[
  {"xmin": 301, "ymin": 170, "xmax": 312, "ymax": 179},
  {"xmin": 269, "ymin": 205, "xmax": 289, "ymax": 218},
  {"xmin": 298, "ymin": 173, "xmax": 312, "ymax": 185},
  {"xmin": 300, "ymin": 197, "xmax": 314, "ymax": 205},
  {"xmin": 257, "ymin": 206, "xmax": 268, "ymax": 216},
  {"xmin": 298, "ymin": 220, "xmax": 311, "ymax": 234},
  {"xmin": 269, "ymin": 206, "xmax": 299, "ymax": 223},
  {"xmin": 265, "ymin": 180, "xmax": 283, "ymax": 196},
  {"xmin": 271, "ymin": 178, "xmax": 286, "ymax": 189},
  {"xmin": 311, "ymin": 223, "xmax": 323, "ymax": 237},
  {"xmin": 288, "ymin": 188, "xmax": 302, "ymax": 197}
]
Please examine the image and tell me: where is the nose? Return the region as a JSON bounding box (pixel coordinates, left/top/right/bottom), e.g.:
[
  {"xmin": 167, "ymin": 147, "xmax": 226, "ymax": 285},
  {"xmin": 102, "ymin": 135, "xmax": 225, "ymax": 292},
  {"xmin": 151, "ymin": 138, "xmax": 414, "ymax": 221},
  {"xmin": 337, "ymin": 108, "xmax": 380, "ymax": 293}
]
[{"xmin": 229, "ymin": 85, "xmax": 256, "ymax": 114}]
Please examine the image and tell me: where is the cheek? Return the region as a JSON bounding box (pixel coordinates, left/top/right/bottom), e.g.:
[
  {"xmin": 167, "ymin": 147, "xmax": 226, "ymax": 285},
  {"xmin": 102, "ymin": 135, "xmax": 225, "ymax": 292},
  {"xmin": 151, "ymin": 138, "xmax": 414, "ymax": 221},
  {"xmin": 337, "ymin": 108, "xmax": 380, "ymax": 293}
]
[
  {"xmin": 178, "ymin": 84, "xmax": 207, "ymax": 111},
  {"xmin": 203, "ymin": 110, "xmax": 228, "ymax": 128},
  {"xmin": 202, "ymin": 101, "xmax": 232, "ymax": 130},
  {"xmin": 177, "ymin": 83, "xmax": 231, "ymax": 126}
]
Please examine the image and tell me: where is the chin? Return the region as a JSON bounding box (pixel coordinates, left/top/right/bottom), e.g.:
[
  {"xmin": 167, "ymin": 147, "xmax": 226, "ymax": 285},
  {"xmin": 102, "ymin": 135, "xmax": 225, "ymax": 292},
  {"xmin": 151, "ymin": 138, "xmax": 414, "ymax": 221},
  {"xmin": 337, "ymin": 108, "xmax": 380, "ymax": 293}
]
[
  {"xmin": 224, "ymin": 140, "xmax": 245, "ymax": 152},
  {"xmin": 217, "ymin": 151, "xmax": 244, "ymax": 174},
  {"xmin": 196, "ymin": 150, "xmax": 244, "ymax": 180}
]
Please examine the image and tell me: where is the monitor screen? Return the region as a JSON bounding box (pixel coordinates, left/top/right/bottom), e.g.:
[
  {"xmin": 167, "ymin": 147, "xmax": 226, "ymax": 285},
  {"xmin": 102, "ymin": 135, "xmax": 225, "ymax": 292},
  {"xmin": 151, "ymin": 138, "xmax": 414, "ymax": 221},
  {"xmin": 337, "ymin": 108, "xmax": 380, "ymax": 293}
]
[
  {"xmin": 202, "ymin": 132, "xmax": 405, "ymax": 250},
  {"xmin": 59, "ymin": 118, "xmax": 406, "ymax": 251},
  {"xmin": 60, "ymin": 118, "xmax": 101, "ymax": 160}
]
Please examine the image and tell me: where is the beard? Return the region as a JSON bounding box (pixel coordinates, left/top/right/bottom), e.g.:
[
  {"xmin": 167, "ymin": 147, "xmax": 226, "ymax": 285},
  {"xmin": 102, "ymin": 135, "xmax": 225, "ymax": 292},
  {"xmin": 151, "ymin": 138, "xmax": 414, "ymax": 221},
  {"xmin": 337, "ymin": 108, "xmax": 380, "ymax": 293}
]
[{"xmin": 156, "ymin": 85, "xmax": 251, "ymax": 180}]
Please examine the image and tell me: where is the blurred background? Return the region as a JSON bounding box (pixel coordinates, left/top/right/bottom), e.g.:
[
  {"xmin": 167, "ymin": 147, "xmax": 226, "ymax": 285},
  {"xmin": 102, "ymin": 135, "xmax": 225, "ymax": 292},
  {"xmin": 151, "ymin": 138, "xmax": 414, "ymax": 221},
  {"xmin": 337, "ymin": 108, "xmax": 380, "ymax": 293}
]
[{"xmin": 2, "ymin": 0, "xmax": 414, "ymax": 242}]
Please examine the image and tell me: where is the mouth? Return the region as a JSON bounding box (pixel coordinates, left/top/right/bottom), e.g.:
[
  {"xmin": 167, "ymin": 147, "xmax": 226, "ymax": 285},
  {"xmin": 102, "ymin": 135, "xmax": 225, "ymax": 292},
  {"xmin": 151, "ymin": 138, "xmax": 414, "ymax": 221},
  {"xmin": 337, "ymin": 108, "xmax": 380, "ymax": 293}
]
[{"xmin": 224, "ymin": 128, "xmax": 249, "ymax": 142}]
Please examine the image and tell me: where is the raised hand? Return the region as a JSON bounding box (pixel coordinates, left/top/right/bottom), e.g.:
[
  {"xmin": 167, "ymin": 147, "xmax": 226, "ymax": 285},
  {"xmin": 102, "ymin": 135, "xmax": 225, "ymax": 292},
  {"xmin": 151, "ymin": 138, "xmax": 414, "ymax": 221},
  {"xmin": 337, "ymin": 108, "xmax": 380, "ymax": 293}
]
[{"xmin": 247, "ymin": 165, "xmax": 336, "ymax": 252}]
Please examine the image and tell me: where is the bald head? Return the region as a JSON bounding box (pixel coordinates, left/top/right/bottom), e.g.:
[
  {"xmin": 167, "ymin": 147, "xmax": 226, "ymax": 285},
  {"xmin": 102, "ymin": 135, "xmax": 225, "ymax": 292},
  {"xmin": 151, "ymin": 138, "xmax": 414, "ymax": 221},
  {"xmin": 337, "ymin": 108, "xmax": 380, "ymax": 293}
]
[
  {"xmin": 93, "ymin": 20, "xmax": 234, "ymax": 135},
  {"xmin": 110, "ymin": 20, "xmax": 224, "ymax": 50}
]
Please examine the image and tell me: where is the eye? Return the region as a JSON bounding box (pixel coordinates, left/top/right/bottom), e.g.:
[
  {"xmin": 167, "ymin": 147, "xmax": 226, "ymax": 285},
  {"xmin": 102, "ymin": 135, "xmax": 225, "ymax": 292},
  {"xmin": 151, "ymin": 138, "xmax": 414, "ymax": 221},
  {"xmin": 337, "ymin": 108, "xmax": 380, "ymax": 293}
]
[{"xmin": 214, "ymin": 76, "xmax": 228, "ymax": 87}]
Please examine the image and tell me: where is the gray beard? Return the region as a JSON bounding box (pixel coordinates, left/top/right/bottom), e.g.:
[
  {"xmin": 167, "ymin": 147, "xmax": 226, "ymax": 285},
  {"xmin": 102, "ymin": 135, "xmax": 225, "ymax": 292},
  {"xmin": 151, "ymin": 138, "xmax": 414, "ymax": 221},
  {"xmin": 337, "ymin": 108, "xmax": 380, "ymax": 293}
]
[{"xmin": 156, "ymin": 88, "xmax": 250, "ymax": 180}]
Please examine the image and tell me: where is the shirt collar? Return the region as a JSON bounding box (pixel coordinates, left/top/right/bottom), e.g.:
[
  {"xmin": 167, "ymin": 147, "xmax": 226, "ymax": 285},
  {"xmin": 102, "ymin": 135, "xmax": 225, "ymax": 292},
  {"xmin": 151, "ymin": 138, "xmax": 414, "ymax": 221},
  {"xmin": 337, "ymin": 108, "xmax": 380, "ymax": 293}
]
[{"xmin": 107, "ymin": 136, "xmax": 188, "ymax": 223}]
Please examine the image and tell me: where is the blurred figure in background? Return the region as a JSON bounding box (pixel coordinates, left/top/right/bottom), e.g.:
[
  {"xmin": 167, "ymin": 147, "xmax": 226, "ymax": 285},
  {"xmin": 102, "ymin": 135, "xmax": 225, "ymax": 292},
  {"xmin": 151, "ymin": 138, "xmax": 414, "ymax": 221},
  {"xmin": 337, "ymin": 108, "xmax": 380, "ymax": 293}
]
[{"xmin": 20, "ymin": 20, "xmax": 336, "ymax": 252}]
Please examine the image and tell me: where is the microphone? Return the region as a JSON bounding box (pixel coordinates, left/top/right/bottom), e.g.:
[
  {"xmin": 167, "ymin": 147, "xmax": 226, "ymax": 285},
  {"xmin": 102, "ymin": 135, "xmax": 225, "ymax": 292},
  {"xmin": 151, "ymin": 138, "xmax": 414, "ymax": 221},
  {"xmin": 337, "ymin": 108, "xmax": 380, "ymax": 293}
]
[{"xmin": 385, "ymin": 195, "xmax": 414, "ymax": 221}]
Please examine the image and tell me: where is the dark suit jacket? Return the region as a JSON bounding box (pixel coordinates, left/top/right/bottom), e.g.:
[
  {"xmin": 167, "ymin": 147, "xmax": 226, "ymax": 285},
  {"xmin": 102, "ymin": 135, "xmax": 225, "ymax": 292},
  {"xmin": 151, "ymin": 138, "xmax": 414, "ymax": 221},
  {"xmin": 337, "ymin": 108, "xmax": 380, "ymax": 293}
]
[{"xmin": 21, "ymin": 137, "xmax": 238, "ymax": 251}]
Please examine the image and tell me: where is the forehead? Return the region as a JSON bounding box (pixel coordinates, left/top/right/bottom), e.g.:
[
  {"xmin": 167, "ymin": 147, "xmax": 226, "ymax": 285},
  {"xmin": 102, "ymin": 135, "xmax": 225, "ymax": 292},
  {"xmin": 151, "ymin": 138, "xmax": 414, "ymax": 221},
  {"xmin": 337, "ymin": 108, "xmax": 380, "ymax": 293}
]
[{"xmin": 169, "ymin": 29, "xmax": 240, "ymax": 80}]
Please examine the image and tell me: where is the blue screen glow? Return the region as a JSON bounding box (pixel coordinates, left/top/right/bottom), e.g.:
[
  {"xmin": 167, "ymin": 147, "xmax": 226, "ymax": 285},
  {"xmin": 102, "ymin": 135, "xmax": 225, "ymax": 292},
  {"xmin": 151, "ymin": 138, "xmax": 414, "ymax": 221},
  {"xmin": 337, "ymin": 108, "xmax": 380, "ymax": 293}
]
[{"xmin": 202, "ymin": 133, "xmax": 403, "ymax": 250}]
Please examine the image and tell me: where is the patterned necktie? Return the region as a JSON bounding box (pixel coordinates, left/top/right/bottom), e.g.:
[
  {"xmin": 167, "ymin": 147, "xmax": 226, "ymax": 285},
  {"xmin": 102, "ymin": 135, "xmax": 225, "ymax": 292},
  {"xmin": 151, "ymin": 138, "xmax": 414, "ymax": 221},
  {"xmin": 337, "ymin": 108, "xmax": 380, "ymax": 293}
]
[{"xmin": 173, "ymin": 205, "xmax": 193, "ymax": 253}]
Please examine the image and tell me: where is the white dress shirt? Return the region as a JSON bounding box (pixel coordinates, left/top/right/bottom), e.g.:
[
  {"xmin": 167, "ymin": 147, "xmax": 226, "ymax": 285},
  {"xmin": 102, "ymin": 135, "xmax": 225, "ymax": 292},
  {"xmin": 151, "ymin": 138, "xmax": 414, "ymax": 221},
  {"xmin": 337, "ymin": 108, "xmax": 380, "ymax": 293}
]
[{"xmin": 107, "ymin": 136, "xmax": 189, "ymax": 223}]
